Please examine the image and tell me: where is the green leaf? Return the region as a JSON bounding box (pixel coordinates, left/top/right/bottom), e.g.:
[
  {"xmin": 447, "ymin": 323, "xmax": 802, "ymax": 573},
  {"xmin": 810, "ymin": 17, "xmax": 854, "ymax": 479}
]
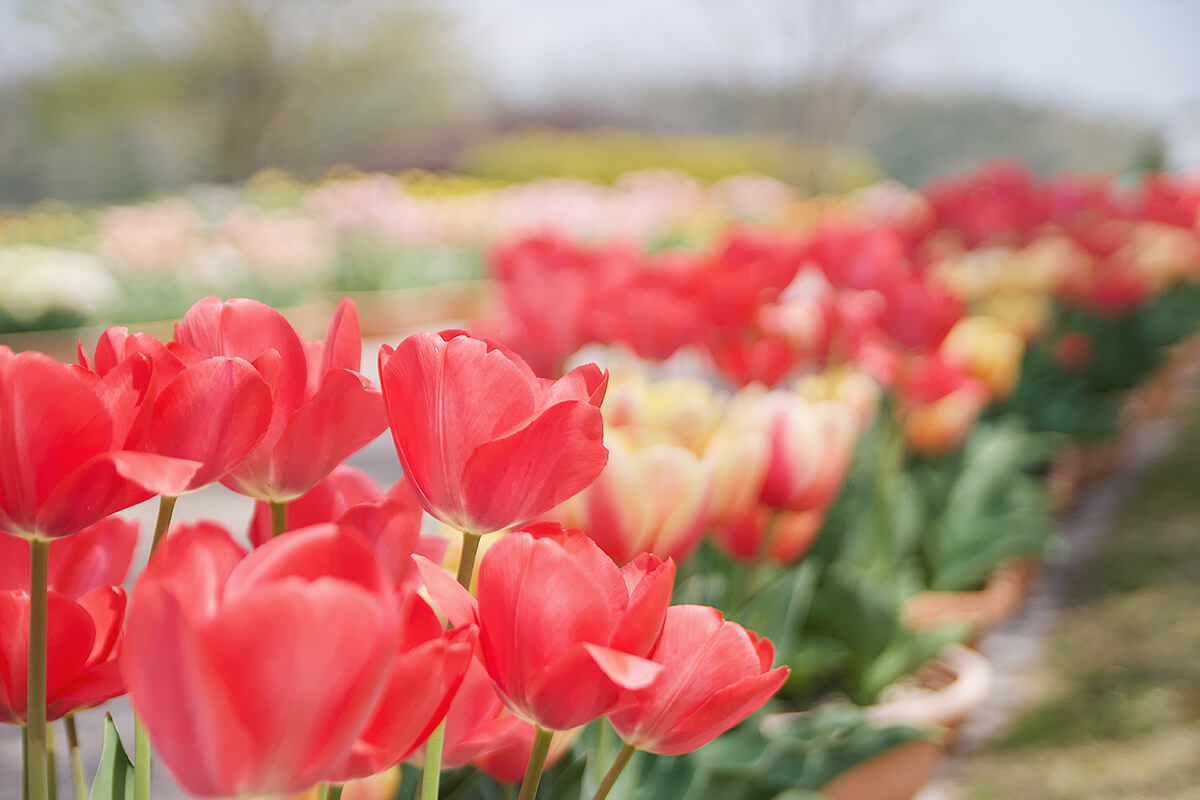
[{"xmin": 89, "ymin": 714, "xmax": 134, "ymax": 800}]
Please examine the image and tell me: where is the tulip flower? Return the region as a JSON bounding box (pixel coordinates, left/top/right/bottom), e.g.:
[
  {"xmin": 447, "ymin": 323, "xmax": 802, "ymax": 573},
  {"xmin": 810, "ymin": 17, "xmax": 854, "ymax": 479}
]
[
  {"xmin": 379, "ymin": 331, "xmax": 609, "ymax": 536},
  {"xmin": 607, "ymin": 604, "xmax": 788, "ymax": 755},
  {"xmin": 0, "ymin": 349, "xmax": 199, "ymax": 539},
  {"xmin": 897, "ymin": 356, "xmax": 990, "ymax": 456},
  {"xmin": 940, "ymin": 315, "xmax": 1025, "ymax": 399},
  {"xmin": 418, "ymin": 525, "xmax": 673, "ymax": 731},
  {"xmin": 0, "ymin": 583, "xmax": 127, "ymax": 724},
  {"xmin": 248, "ymin": 465, "xmax": 448, "ymax": 587},
  {"xmin": 122, "ymin": 522, "xmax": 399, "ymax": 797},
  {"xmin": 0, "ymin": 517, "xmax": 138, "ymax": 599},
  {"xmin": 80, "ymin": 329, "xmax": 274, "ymax": 497},
  {"xmin": 728, "ymin": 389, "xmax": 859, "ymax": 514},
  {"xmin": 421, "ymin": 658, "xmax": 576, "ymax": 783},
  {"xmin": 712, "ymin": 505, "xmax": 824, "ymax": 565},
  {"xmin": 701, "ymin": 426, "xmax": 770, "ymax": 525},
  {"xmin": 173, "ymin": 297, "xmax": 387, "ymax": 501},
  {"xmin": 602, "ymin": 374, "xmax": 723, "ymax": 454},
  {"xmin": 794, "ymin": 368, "xmax": 881, "ymax": 431},
  {"xmin": 706, "ymin": 329, "xmax": 807, "ymax": 388},
  {"xmin": 0, "ymin": 521, "xmax": 137, "ymax": 725},
  {"xmin": 324, "ymin": 589, "xmax": 475, "ymax": 782},
  {"xmin": 548, "ymin": 433, "xmax": 712, "ymax": 564}
]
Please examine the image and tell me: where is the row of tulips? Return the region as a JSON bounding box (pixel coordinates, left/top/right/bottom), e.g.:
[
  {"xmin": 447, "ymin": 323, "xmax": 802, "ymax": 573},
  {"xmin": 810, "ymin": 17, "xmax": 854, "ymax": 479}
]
[{"xmin": 4, "ymin": 296, "xmax": 806, "ymax": 800}]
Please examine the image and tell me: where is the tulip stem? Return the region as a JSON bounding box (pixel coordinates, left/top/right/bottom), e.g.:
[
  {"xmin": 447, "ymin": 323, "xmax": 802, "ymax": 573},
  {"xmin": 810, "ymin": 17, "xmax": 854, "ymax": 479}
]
[
  {"xmin": 23, "ymin": 726, "xmax": 29, "ymax": 800},
  {"xmin": 134, "ymin": 718, "xmax": 151, "ymax": 800},
  {"xmin": 46, "ymin": 721, "xmax": 57, "ymax": 800},
  {"xmin": 591, "ymin": 743, "xmax": 636, "ymax": 800},
  {"xmin": 456, "ymin": 532, "xmax": 482, "ymax": 589},
  {"xmin": 317, "ymin": 784, "xmax": 343, "ymax": 800},
  {"xmin": 516, "ymin": 726, "xmax": 554, "ymax": 800},
  {"xmin": 64, "ymin": 716, "xmax": 85, "ymax": 800},
  {"xmin": 420, "ymin": 720, "xmax": 445, "ymax": 800},
  {"xmin": 27, "ymin": 538, "xmax": 49, "ymax": 800},
  {"xmin": 149, "ymin": 495, "xmax": 178, "ymax": 555},
  {"xmin": 269, "ymin": 500, "xmax": 288, "ymax": 538}
]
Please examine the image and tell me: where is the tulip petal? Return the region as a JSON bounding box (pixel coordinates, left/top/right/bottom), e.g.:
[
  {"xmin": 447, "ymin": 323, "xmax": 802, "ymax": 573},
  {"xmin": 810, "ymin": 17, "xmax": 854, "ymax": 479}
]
[
  {"xmin": 145, "ymin": 357, "xmax": 273, "ymax": 491},
  {"xmin": 648, "ymin": 667, "xmax": 789, "ymax": 756},
  {"xmin": 224, "ymin": 525, "xmax": 389, "ymax": 602},
  {"xmin": 414, "ymin": 555, "xmax": 478, "ymax": 627},
  {"xmin": 0, "ymin": 351, "xmax": 112, "ymax": 535},
  {"xmin": 460, "ymin": 401, "xmax": 608, "ymax": 533},
  {"xmin": 122, "ymin": 583, "xmax": 249, "ymax": 796},
  {"xmin": 582, "ymin": 643, "xmax": 663, "ymax": 690},
  {"xmin": 323, "ymin": 298, "xmax": 363, "ymax": 374},
  {"xmin": 35, "ymin": 452, "xmax": 200, "ymax": 538},
  {"xmin": 266, "ymin": 370, "xmax": 387, "ymax": 500}
]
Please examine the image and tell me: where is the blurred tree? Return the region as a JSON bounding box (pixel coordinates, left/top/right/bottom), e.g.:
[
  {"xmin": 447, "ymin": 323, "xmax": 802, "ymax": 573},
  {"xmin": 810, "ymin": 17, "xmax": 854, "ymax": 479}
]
[{"xmin": 3, "ymin": 0, "xmax": 476, "ymax": 205}]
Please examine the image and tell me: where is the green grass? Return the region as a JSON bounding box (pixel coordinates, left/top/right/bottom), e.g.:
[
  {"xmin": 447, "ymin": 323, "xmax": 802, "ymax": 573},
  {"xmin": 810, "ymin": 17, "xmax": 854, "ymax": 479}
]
[{"xmin": 963, "ymin": 405, "xmax": 1200, "ymax": 799}]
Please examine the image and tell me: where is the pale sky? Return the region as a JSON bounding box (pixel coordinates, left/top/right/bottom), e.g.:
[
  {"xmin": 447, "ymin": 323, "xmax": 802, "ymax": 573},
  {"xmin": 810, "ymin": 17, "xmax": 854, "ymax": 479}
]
[{"xmin": 3, "ymin": 0, "xmax": 1198, "ymax": 127}]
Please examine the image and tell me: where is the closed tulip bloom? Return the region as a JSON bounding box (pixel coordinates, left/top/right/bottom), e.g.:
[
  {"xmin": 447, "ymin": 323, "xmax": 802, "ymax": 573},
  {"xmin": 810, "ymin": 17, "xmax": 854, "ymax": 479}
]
[
  {"xmin": 550, "ymin": 433, "xmax": 711, "ymax": 564},
  {"xmin": 0, "ymin": 522, "xmax": 135, "ymax": 724},
  {"xmin": 701, "ymin": 426, "xmax": 770, "ymax": 525},
  {"xmin": 0, "ymin": 583, "xmax": 127, "ymax": 724},
  {"xmin": 0, "ymin": 349, "xmax": 198, "ymax": 539},
  {"xmin": 940, "ymin": 315, "xmax": 1025, "ymax": 399},
  {"xmin": 712, "ymin": 505, "xmax": 823, "ymax": 565},
  {"xmin": 738, "ymin": 390, "xmax": 859, "ymax": 513},
  {"xmin": 325, "ymin": 589, "xmax": 475, "ymax": 782},
  {"xmin": 602, "ymin": 375, "xmax": 724, "ymax": 453},
  {"xmin": 122, "ymin": 522, "xmax": 399, "ymax": 798},
  {"xmin": 794, "ymin": 368, "xmax": 881, "ymax": 431},
  {"xmin": 418, "ymin": 525, "xmax": 673, "ymax": 731},
  {"xmin": 174, "ymin": 297, "xmax": 387, "ymax": 501},
  {"xmin": 379, "ymin": 331, "xmax": 609, "ymax": 534},
  {"xmin": 898, "ymin": 356, "xmax": 990, "ymax": 456},
  {"xmin": 607, "ymin": 605, "xmax": 788, "ymax": 755}
]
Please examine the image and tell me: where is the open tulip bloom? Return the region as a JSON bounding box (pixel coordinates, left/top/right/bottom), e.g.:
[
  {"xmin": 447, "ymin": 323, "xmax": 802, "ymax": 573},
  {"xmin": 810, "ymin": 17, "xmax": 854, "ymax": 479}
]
[{"xmin": 379, "ymin": 331, "xmax": 609, "ymax": 538}]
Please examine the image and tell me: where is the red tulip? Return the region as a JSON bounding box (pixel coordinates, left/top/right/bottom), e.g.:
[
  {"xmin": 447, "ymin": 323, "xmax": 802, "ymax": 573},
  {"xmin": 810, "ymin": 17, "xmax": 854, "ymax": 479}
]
[
  {"xmin": 247, "ymin": 466, "xmax": 447, "ymax": 586},
  {"xmin": 607, "ymin": 605, "xmax": 787, "ymax": 755},
  {"xmin": 247, "ymin": 464, "xmax": 384, "ymax": 547},
  {"xmin": 424, "ymin": 658, "xmax": 575, "ymax": 783},
  {"xmin": 0, "ymin": 349, "xmax": 198, "ymax": 539},
  {"xmin": 712, "ymin": 505, "xmax": 823, "ymax": 565},
  {"xmin": 418, "ymin": 525, "xmax": 673, "ymax": 731},
  {"xmin": 122, "ymin": 522, "xmax": 399, "ymax": 797},
  {"xmin": 0, "ymin": 517, "xmax": 138, "ymax": 599},
  {"xmin": 896, "ymin": 355, "xmax": 990, "ymax": 456},
  {"xmin": 0, "ymin": 584, "xmax": 127, "ymax": 724},
  {"xmin": 379, "ymin": 331, "xmax": 609, "ymax": 534},
  {"xmin": 325, "ymin": 589, "xmax": 475, "ymax": 782},
  {"xmin": 81, "ymin": 328, "xmax": 275, "ymax": 495},
  {"xmin": 174, "ymin": 297, "xmax": 387, "ymax": 501}
]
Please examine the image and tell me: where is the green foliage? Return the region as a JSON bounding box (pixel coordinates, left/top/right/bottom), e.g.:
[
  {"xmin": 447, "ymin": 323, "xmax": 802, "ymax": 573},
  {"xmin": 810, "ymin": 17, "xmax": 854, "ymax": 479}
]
[
  {"xmin": 911, "ymin": 420, "xmax": 1055, "ymax": 592},
  {"xmin": 1000, "ymin": 344, "xmax": 1121, "ymax": 441},
  {"xmin": 88, "ymin": 714, "xmax": 134, "ymax": 800},
  {"xmin": 402, "ymin": 709, "xmax": 930, "ymax": 800}
]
